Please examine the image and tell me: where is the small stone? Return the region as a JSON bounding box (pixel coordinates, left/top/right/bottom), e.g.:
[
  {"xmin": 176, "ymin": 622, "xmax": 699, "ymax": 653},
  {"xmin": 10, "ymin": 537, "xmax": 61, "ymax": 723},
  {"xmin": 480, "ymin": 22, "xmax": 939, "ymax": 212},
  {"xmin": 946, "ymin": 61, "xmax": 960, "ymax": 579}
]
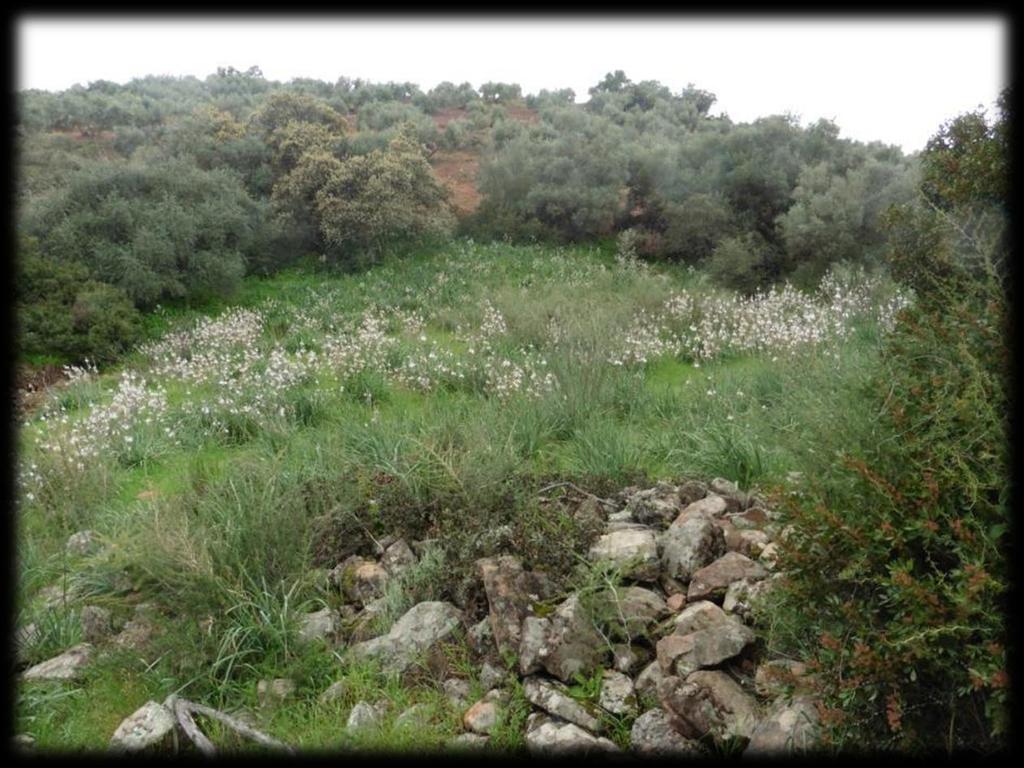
[
  {"xmin": 80, "ymin": 605, "xmax": 113, "ymax": 644},
  {"xmin": 113, "ymin": 619, "xmax": 155, "ymax": 651},
  {"xmin": 463, "ymin": 698, "xmax": 501, "ymax": 735},
  {"xmin": 588, "ymin": 529, "xmax": 660, "ymax": 581},
  {"xmin": 394, "ymin": 703, "xmax": 431, "ymax": 730},
  {"xmin": 522, "ymin": 677, "xmax": 603, "ymax": 733},
  {"xmin": 625, "ymin": 483, "xmax": 682, "ymax": 526},
  {"xmin": 746, "ymin": 696, "xmax": 820, "ymax": 754},
  {"xmin": 598, "ymin": 670, "xmax": 637, "ymax": 716},
  {"xmin": 658, "ymin": 670, "xmax": 760, "ymax": 745},
  {"xmin": 634, "ymin": 660, "xmax": 666, "ymax": 703},
  {"xmin": 443, "ymin": 678, "xmax": 471, "ymax": 707},
  {"xmin": 687, "ymin": 552, "xmax": 768, "ymax": 603},
  {"xmin": 630, "ymin": 708, "xmax": 702, "ymax": 756},
  {"xmin": 319, "ymin": 680, "xmax": 348, "ymax": 705},
  {"xmin": 467, "ymin": 618, "xmax": 494, "ymax": 657},
  {"xmin": 666, "ymin": 593, "xmax": 686, "ymax": 612},
  {"xmin": 380, "ymin": 539, "xmax": 417, "ymax": 575},
  {"xmin": 525, "ymin": 713, "xmax": 619, "ymax": 755},
  {"xmin": 450, "ymin": 732, "xmax": 489, "ymax": 749},
  {"xmin": 518, "ymin": 615, "xmax": 549, "ymax": 676},
  {"xmin": 674, "ymin": 494, "xmax": 728, "ymax": 522},
  {"xmin": 66, "ymin": 530, "xmax": 101, "ymax": 557},
  {"xmin": 677, "ymin": 480, "xmax": 709, "ymax": 506},
  {"xmin": 479, "ymin": 660, "xmax": 506, "ymax": 690},
  {"xmin": 22, "ymin": 643, "xmax": 92, "ymax": 681},
  {"xmin": 298, "ymin": 607, "xmax": 339, "ymax": 645},
  {"xmin": 532, "ymin": 595, "xmax": 607, "ymax": 682},
  {"xmin": 661, "ymin": 513, "xmax": 726, "ymax": 582},
  {"xmin": 13, "ymin": 734, "xmax": 35, "ymax": 750},
  {"xmin": 759, "ymin": 542, "xmax": 781, "ymax": 570},
  {"xmin": 612, "ymin": 644, "xmax": 650, "ymax": 675},
  {"xmin": 607, "ymin": 510, "xmax": 633, "ymax": 523},
  {"xmin": 109, "ymin": 700, "xmax": 176, "ymax": 753},
  {"xmin": 346, "ymin": 700, "xmax": 383, "ymax": 731},
  {"xmin": 257, "ymin": 678, "xmax": 296, "ymax": 708},
  {"xmin": 349, "ymin": 601, "xmax": 463, "ymax": 674}
]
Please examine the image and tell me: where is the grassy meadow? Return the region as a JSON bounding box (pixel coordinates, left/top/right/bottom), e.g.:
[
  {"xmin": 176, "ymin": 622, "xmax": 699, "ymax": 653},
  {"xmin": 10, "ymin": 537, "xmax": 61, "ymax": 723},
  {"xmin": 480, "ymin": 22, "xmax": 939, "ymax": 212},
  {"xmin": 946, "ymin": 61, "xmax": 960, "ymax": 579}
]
[{"xmin": 14, "ymin": 238, "xmax": 909, "ymax": 751}]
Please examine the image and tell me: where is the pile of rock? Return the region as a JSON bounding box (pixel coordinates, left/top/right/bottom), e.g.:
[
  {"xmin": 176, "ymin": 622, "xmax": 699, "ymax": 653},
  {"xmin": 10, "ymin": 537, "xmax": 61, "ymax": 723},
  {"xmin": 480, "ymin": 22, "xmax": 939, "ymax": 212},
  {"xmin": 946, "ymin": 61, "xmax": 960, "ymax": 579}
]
[{"xmin": 449, "ymin": 478, "xmax": 819, "ymax": 755}]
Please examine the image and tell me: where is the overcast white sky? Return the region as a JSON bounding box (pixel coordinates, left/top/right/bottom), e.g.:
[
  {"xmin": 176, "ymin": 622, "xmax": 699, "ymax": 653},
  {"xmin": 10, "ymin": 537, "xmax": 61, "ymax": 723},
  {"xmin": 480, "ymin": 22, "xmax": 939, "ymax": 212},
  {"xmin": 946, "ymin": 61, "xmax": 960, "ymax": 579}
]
[{"xmin": 18, "ymin": 16, "xmax": 1008, "ymax": 152}]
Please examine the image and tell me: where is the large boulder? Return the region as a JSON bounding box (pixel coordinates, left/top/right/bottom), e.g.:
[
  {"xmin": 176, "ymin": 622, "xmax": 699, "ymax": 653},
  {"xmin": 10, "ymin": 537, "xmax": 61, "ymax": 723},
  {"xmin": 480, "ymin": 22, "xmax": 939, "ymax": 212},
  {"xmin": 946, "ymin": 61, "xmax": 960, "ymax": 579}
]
[
  {"xmin": 587, "ymin": 528, "xmax": 660, "ymax": 581},
  {"xmin": 109, "ymin": 700, "xmax": 176, "ymax": 753},
  {"xmin": 746, "ymin": 696, "xmax": 820, "ymax": 755},
  {"xmin": 350, "ymin": 601, "xmax": 463, "ymax": 674},
  {"xmin": 525, "ymin": 595, "xmax": 607, "ymax": 683},
  {"xmin": 525, "ymin": 713, "xmax": 619, "ymax": 755},
  {"xmin": 660, "ymin": 514, "xmax": 726, "ymax": 582},
  {"xmin": 522, "ymin": 677, "xmax": 603, "ymax": 733},
  {"xmin": 476, "ymin": 556, "xmax": 536, "ymax": 657},
  {"xmin": 658, "ymin": 670, "xmax": 760, "ymax": 745},
  {"xmin": 22, "ymin": 643, "xmax": 93, "ymax": 681},
  {"xmin": 629, "ymin": 708, "xmax": 703, "ymax": 756},
  {"xmin": 687, "ymin": 552, "xmax": 767, "ymax": 603}
]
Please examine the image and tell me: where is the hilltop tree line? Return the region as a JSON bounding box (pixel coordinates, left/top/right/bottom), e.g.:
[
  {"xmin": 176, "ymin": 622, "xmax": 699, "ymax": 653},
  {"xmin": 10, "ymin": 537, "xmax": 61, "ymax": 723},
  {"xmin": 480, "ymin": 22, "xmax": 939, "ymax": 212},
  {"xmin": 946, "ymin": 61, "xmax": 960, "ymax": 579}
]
[{"xmin": 15, "ymin": 67, "xmax": 933, "ymax": 363}]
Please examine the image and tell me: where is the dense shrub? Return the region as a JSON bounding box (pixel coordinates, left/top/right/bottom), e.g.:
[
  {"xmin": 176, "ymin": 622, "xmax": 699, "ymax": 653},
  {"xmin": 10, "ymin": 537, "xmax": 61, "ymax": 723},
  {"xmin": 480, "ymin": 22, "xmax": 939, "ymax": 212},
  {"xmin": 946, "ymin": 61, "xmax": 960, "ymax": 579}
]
[
  {"xmin": 16, "ymin": 236, "xmax": 141, "ymax": 363},
  {"xmin": 24, "ymin": 159, "xmax": 265, "ymax": 308},
  {"xmin": 769, "ymin": 92, "xmax": 1009, "ymax": 753}
]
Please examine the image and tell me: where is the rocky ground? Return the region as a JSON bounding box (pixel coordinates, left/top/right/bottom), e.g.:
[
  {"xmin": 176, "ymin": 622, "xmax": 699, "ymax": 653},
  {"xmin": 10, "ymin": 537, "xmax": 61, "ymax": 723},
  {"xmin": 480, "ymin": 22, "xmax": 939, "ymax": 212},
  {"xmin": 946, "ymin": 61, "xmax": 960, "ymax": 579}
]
[{"xmin": 15, "ymin": 477, "xmax": 822, "ymax": 756}]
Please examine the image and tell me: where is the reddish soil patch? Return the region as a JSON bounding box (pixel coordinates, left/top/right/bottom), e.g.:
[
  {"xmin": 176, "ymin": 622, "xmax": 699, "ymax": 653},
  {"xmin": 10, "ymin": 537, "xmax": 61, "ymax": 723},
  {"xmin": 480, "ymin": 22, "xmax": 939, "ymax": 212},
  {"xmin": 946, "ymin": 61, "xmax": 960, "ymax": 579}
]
[
  {"xmin": 431, "ymin": 149, "xmax": 482, "ymax": 215},
  {"xmin": 15, "ymin": 363, "xmax": 67, "ymax": 417}
]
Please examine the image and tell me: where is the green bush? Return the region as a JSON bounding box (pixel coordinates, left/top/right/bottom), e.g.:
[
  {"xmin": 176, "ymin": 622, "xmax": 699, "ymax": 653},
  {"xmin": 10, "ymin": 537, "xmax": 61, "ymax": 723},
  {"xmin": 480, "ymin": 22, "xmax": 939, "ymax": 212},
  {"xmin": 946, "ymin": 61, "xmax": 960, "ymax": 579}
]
[
  {"xmin": 24, "ymin": 159, "xmax": 265, "ymax": 308},
  {"xmin": 17, "ymin": 236, "xmax": 141, "ymax": 363},
  {"xmin": 769, "ymin": 93, "xmax": 1009, "ymax": 753}
]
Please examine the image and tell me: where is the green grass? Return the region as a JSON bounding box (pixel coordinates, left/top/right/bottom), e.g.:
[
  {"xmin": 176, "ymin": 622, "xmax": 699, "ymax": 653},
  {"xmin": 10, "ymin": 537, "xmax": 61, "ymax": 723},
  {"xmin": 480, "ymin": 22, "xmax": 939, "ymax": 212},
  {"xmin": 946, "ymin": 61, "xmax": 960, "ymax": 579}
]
[{"xmin": 13, "ymin": 239, "xmax": 898, "ymax": 751}]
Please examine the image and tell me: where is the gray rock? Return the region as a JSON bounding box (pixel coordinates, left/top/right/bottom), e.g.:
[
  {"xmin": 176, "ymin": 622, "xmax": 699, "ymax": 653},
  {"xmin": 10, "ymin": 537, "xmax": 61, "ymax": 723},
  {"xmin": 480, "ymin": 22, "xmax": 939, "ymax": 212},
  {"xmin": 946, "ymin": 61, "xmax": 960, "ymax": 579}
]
[
  {"xmin": 319, "ymin": 680, "xmax": 348, "ymax": 705},
  {"xmin": 525, "ymin": 713, "xmax": 619, "ymax": 755},
  {"xmin": 660, "ymin": 514, "xmax": 726, "ymax": 582},
  {"xmin": 674, "ymin": 494, "xmax": 729, "ymax": 523},
  {"xmin": 656, "ymin": 621, "xmax": 755, "ymax": 677},
  {"xmin": 476, "ymin": 555, "xmax": 534, "ymax": 656},
  {"xmin": 346, "ymin": 700, "xmax": 384, "ymax": 731},
  {"xmin": 80, "ymin": 605, "xmax": 113, "ymax": 644},
  {"xmin": 394, "ymin": 703, "xmax": 431, "ymax": 730},
  {"xmin": 659, "ymin": 670, "xmax": 760, "ymax": 744},
  {"xmin": 13, "ymin": 734, "xmax": 35, "ymax": 751},
  {"xmin": 532, "ymin": 595, "xmax": 607, "ymax": 682},
  {"xmin": 22, "ymin": 643, "xmax": 93, "ymax": 681},
  {"xmin": 687, "ymin": 552, "xmax": 768, "ymax": 603},
  {"xmin": 113, "ymin": 618, "xmax": 155, "ymax": 651},
  {"xmin": 759, "ymin": 542, "xmax": 781, "ymax": 570},
  {"xmin": 746, "ymin": 696, "xmax": 820, "ymax": 754},
  {"xmin": 634, "ymin": 660, "xmax": 666, "ymax": 703},
  {"xmin": 522, "ymin": 677, "xmax": 602, "ymax": 733},
  {"xmin": 677, "ymin": 480, "xmax": 708, "ymax": 506},
  {"xmin": 730, "ymin": 529, "xmax": 771, "ymax": 559},
  {"xmin": 442, "ymin": 678, "xmax": 471, "ymax": 707},
  {"xmin": 450, "ymin": 732, "xmax": 489, "ymax": 749},
  {"xmin": 479, "ymin": 660, "xmax": 506, "ymax": 690},
  {"xmin": 380, "ymin": 539, "xmax": 417, "ymax": 575},
  {"xmin": 723, "ymin": 577, "xmax": 775, "ymax": 618},
  {"xmin": 629, "ymin": 708, "xmax": 703, "ymax": 756},
  {"xmin": 332, "ymin": 557, "xmax": 390, "ymax": 606},
  {"xmin": 298, "ymin": 607, "xmax": 339, "ymax": 645},
  {"xmin": 598, "ymin": 585, "xmax": 668, "ymax": 638},
  {"xmin": 467, "ymin": 617, "xmax": 494, "ymax": 657},
  {"xmin": 350, "ymin": 601, "xmax": 463, "ymax": 674},
  {"xmin": 626, "ymin": 482, "xmax": 682, "ymax": 526},
  {"xmin": 518, "ymin": 615, "xmax": 549, "ymax": 676},
  {"xmin": 66, "ymin": 530, "xmax": 101, "ymax": 557},
  {"xmin": 257, "ymin": 678, "xmax": 296, "ymax": 707},
  {"xmin": 588, "ymin": 528, "xmax": 660, "ymax": 581},
  {"xmin": 606, "ymin": 510, "xmax": 634, "ymax": 524},
  {"xmin": 598, "ymin": 670, "xmax": 637, "ymax": 716},
  {"xmin": 109, "ymin": 700, "xmax": 176, "ymax": 752},
  {"xmin": 612, "ymin": 643, "xmax": 650, "ymax": 675}
]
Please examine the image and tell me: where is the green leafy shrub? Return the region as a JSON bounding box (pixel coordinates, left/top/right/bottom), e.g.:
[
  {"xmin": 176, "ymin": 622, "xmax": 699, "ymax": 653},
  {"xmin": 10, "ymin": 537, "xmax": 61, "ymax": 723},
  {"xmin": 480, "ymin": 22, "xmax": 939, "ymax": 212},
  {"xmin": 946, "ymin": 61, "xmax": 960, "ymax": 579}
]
[{"xmin": 769, "ymin": 93, "xmax": 1009, "ymax": 753}]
